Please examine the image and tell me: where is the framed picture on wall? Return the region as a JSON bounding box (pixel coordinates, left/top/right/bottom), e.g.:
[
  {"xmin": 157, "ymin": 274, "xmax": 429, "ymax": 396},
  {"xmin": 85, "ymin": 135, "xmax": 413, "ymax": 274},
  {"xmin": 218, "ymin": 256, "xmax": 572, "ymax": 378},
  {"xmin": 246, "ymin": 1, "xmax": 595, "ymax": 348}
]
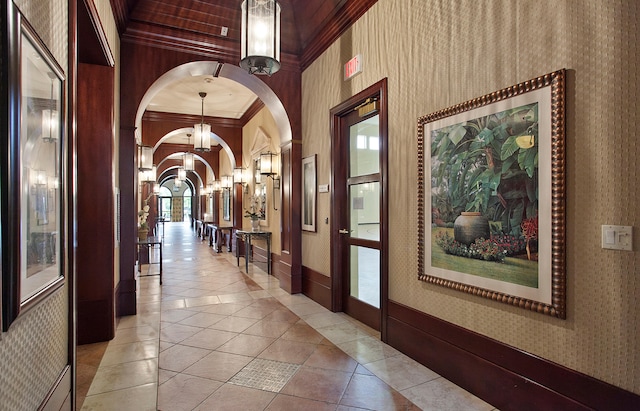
[
  {"xmin": 222, "ymin": 189, "xmax": 231, "ymax": 221},
  {"xmin": 2, "ymin": 8, "xmax": 66, "ymax": 331},
  {"xmin": 302, "ymin": 155, "xmax": 317, "ymax": 232},
  {"xmin": 417, "ymin": 70, "xmax": 566, "ymax": 319}
]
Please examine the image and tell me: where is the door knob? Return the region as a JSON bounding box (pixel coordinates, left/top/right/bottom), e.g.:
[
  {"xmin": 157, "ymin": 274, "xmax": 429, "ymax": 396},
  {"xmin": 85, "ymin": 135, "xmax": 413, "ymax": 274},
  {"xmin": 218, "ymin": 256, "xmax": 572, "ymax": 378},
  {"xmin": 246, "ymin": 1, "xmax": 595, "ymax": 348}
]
[{"xmin": 339, "ymin": 229, "xmax": 350, "ymax": 234}]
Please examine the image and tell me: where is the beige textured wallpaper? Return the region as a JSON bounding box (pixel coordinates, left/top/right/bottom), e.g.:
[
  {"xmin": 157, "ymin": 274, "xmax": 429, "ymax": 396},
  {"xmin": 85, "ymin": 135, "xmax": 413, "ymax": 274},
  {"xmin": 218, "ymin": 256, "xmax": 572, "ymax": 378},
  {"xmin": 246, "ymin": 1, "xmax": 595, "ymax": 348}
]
[{"xmin": 302, "ymin": 0, "xmax": 639, "ymax": 393}]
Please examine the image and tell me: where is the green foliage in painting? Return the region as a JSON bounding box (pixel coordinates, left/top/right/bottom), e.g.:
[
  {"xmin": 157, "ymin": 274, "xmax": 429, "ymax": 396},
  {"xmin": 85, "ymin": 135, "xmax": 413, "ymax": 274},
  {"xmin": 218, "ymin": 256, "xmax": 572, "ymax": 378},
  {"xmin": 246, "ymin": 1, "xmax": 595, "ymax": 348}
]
[{"xmin": 431, "ymin": 103, "xmax": 539, "ymax": 236}]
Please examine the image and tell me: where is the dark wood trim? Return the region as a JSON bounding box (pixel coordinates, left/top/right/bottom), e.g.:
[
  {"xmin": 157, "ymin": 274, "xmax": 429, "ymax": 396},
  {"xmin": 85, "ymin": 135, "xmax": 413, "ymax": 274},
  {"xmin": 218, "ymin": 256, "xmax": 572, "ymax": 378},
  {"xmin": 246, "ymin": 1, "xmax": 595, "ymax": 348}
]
[
  {"xmin": 388, "ymin": 300, "xmax": 640, "ymax": 411},
  {"xmin": 1, "ymin": 0, "xmax": 21, "ymax": 331},
  {"xmin": 275, "ymin": 255, "xmax": 301, "ymax": 294},
  {"xmin": 76, "ymin": 63, "xmax": 116, "ymax": 344},
  {"xmin": 302, "ymin": 266, "xmax": 331, "ymax": 310},
  {"xmin": 143, "ymin": 110, "xmax": 244, "ymax": 129},
  {"xmin": 121, "ymin": 21, "xmax": 300, "ymax": 71},
  {"xmin": 115, "ymin": 278, "xmax": 136, "ymax": 317},
  {"xmin": 79, "ymin": 0, "xmax": 115, "ymax": 66},
  {"xmin": 108, "ymin": 0, "xmax": 128, "ymax": 34},
  {"xmin": 67, "ymin": 0, "xmax": 78, "ymax": 408},
  {"xmin": 240, "ymin": 99, "xmax": 266, "ymax": 126},
  {"xmin": 300, "ymin": 0, "xmax": 378, "ymax": 70},
  {"xmin": 329, "ymin": 79, "xmax": 388, "ymax": 334}
]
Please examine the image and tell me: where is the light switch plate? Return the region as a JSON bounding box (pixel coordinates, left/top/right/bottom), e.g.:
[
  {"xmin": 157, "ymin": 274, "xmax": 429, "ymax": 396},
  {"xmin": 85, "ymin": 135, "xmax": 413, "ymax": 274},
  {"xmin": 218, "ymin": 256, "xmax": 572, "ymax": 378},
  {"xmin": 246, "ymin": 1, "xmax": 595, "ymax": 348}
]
[{"xmin": 601, "ymin": 225, "xmax": 633, "ymax": 251}]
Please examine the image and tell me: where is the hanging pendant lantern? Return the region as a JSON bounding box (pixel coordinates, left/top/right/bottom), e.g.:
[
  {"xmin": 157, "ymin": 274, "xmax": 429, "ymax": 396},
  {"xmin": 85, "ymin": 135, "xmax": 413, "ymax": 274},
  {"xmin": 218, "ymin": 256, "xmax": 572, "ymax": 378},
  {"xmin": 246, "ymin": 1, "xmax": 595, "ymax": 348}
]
[
  {"xmin": 194, "ymin": 92, "xmax": 211, "ymax": 152},
  {"xmin": 240, "ymin": 0, "xmax": 281, "ymax": 76},
  {"xmin": 178, "ymin": 167, "xmax": 187, "ymax": 181},
  {"xmin": 183, "ymin": 152, "xmax": 195, "ymax": 171}
]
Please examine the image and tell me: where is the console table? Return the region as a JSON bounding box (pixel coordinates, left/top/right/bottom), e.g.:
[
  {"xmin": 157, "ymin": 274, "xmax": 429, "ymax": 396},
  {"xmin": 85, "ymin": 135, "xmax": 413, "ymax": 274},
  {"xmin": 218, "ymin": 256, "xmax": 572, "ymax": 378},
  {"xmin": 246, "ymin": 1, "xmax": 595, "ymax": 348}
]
[
  {"xmin": 207, "ymin": 224, "xmax": 234, "ymax": 252},
  {"xmin": 235, "ymin": 230, "xmax": 271, "ymax": 275},
  {"xmin": 137, "ymin": 236, "xmax": 163, "ymax": 284}
]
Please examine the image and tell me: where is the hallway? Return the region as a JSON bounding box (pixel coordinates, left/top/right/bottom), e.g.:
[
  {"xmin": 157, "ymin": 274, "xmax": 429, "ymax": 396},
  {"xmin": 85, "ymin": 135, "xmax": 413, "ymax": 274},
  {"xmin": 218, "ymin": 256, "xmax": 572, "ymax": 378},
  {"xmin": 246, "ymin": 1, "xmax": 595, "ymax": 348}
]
[{"xmin": 80, "ymin": 222, "xmax": 495, "ymax": 410}]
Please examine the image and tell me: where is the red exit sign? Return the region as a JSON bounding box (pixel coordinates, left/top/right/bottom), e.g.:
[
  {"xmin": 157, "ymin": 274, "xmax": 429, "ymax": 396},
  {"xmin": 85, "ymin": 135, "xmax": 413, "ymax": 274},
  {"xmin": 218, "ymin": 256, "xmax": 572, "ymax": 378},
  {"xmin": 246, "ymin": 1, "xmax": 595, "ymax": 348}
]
[{"xmin": 344, "ymin": 54, "xmax": 363, "ymax": 80}]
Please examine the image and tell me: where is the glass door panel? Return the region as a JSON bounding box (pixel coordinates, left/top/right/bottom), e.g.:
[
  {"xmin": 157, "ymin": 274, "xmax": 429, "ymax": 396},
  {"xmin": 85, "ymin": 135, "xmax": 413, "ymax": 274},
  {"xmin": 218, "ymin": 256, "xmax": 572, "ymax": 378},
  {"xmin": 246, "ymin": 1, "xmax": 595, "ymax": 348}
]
[
  {"xmin": 349, "ymin": 182, "xmax": 380, "ymax": 241},
  {"xmin": 349, "ymin": 115, "xmax": 380, "ymax": 177},
  {"xmin": 350, "ymin": 246, "xmax": 380, "ymax": 308}
]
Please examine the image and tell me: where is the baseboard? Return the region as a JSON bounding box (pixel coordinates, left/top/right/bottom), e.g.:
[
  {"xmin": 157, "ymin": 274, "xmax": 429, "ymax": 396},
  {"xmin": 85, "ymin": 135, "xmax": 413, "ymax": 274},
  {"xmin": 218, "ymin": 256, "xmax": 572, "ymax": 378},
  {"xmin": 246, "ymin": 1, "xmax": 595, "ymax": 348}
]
[
  {"xmin": 302, "ymin": 266, "xmax": 332, "ymax": 310},
  {"xmin": 275, "ymin": 257, "xmax": 301, "ymax": 294},
  {"xmin": 387, "ymin": 301, "xmax": 640, "ymax": 411},
  {"xmin": 77, "ymin": 299, "xmax": 115, "ymax": 344},
  {"xmin": 38, "ymin": 365, "xmax": 71, "ymax": 411},
  {"xmin": 115, "ymin": 277, "xmax": 136, "ymax": 317}
]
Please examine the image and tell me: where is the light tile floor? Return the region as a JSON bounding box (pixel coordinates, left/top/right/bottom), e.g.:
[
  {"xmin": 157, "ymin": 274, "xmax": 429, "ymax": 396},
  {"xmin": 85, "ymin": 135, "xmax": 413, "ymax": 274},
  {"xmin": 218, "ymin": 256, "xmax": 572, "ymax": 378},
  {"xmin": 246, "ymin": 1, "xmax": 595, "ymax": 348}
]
[{"xmin": 81, "ymin": 222, "xmax": 497, "ymax": 410}]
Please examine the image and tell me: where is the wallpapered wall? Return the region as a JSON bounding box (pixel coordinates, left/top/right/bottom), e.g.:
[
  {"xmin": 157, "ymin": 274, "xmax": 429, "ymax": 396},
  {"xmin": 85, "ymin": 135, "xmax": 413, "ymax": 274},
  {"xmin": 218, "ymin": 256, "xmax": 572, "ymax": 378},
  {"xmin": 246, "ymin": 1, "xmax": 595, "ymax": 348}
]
[
  {"xmin": 241, "ymin": 107, "xmax": 282, "ymax": 253},
  {"xmin": 301, "ymin": 0, "xmax": 639, "ymax": 393},
  {"xmin": 0, "ymin": 1, "xmax": 69, "ymax": 409}
]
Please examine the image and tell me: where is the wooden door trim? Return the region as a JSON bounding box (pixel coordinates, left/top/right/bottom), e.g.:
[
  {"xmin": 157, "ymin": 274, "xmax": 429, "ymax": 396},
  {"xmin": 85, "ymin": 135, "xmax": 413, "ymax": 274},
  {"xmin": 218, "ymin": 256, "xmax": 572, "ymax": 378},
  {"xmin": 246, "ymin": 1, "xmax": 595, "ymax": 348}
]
[{"xmin": 329, "ymin": 78, "xmax": 388, "ymax": 339}]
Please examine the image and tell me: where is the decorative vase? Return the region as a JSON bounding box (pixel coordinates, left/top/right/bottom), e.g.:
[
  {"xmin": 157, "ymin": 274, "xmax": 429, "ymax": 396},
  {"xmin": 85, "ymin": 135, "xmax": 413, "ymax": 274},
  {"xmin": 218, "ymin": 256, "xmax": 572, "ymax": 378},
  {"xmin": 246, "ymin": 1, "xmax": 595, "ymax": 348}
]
[
  {"xmin": 250, "ymin": 218, "xmax": 260, "ymax": 232},
  {"xmin": 454, "ymin": 212, "xmax": 490, "ymax": 245},
  {"xmin": 138, "ymin": 229, "xmax": 149, "ymax": 241}
]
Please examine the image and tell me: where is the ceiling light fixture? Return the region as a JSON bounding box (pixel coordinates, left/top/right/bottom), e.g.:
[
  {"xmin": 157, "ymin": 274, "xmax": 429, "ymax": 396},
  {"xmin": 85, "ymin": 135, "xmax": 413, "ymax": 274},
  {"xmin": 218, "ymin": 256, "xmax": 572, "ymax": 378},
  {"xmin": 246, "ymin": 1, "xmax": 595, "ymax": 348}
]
[
  {"xmin": 194, "ymin": 92, "xmax": 211, "ymax": 152},
  {"xmin": 178, "ymin": 167, "xmax": 187, "ymax": 181},
  {"xmin": 240, "ymin": 0, "xmax": 281, "ymax": 76},
  {"xmin": 183, "ymin": 136, "xmax": 195, "ymax": 172}
]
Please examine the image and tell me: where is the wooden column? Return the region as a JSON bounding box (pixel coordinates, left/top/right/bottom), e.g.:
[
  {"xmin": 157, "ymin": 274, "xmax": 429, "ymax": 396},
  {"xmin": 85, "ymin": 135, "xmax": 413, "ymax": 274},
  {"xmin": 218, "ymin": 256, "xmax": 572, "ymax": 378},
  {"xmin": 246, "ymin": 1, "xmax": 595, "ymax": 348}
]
[{"xmin": 76, "ymin": 63, "xmax": 115, "ymax": 343}]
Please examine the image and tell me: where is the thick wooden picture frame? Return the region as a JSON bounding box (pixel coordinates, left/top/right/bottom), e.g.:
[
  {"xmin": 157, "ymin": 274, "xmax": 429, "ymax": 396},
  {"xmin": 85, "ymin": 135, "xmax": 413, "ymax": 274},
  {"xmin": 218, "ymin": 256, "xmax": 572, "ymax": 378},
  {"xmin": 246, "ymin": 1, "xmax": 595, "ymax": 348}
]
[
  {"xmin": 302, "ymin": 154, "xmax": 317, "ymax": 232},
  {"xmin": 417, "ymin": 70, "xmax": 566, "ymax": 319},
  {"xmin": 1, "ymin": 8, "xmax": 65, "ymax": 331}
]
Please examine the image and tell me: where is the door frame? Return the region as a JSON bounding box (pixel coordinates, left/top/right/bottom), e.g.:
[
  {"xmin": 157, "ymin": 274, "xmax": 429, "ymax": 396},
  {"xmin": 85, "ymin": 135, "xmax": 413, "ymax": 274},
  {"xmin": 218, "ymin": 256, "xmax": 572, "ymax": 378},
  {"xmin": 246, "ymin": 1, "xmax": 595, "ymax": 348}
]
[{"xmin": 330, "ymin": 78, "xmax": 388, "ymax": 340}]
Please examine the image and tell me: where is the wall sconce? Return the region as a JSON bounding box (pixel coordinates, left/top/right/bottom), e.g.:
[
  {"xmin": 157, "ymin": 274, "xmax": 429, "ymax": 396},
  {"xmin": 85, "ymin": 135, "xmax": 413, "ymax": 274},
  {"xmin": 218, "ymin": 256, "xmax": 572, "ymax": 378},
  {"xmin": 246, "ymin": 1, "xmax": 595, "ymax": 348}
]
[
  {"xmin": 204, "ymin": 183, "xmax": 213, "ymax": 197},
  {"xmin": 194, "ymin": 92, "xmax": 211, "ymax": 152},
  {"xmin": 260, "ymin": 151, "xmax": 280, "ymax": 209},
  {"xmin": 138, "ymin": 145, "xmax": 153, "ymax": 171},
  {"xmin": 212, "ymin": 180, "xmax": 222, "ymax": 192},
  {"xmin": 221, "ymin": 175, "xmax": 233, "ymax": 191},
  {"xmin": 178, "ymin": 167, "xmax": 187, "ymax": 181},
  {"xmin": 234, "ymin": 167, "xmax": 247, "ymax": 186},
  {"xmin": 240, "ymin": 0, "xmax": 281, "ymax": 76},
  {"xmin": 140, "ymin": 165, "xmax": 156, "ymax": 183},
  {"xmin": 153, "ymin": 184, "xmax": 160, "ymax": 195},
  {"xmin": 183, "ymin": 151, "xmax": 195, "ymax": 171}
]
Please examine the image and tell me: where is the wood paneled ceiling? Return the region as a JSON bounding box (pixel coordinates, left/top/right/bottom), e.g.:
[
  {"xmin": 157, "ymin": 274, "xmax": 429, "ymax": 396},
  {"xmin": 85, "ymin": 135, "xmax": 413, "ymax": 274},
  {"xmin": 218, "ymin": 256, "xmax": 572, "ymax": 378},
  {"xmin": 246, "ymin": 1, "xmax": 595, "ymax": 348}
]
[{"xmin": 109, "ymin": 0, "xmax": 378, "ymax": 70}]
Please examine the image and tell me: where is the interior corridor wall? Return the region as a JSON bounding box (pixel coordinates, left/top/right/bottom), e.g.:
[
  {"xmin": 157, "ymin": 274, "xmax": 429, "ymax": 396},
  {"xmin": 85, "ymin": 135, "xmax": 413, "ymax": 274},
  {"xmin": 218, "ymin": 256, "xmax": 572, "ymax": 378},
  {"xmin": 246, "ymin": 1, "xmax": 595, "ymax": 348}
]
[
  {"xmin": 0, "ymin": 0, "xmax": 69, "ymax": 409},
  {"xmin": 241, "ymin": 107, "xmax": 282, "ymax": 254},
  {"xmin": 301, "ymin": 0, "xmax": 639, "ymax": 394}
]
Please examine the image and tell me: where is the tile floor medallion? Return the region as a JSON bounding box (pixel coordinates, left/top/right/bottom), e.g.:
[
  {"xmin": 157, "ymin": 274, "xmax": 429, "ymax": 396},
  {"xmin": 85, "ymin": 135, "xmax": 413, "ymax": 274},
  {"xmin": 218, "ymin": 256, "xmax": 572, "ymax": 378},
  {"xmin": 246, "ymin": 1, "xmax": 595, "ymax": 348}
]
[{"xmin": 228, "ymin": 358, "xmax": 300, "ymax": 392}]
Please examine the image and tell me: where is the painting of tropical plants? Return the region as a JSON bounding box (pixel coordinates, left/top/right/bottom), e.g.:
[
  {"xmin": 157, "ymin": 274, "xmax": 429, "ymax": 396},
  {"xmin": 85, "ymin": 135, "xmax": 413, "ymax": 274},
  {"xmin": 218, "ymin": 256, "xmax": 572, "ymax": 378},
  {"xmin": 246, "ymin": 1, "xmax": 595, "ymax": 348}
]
[
  {"xmin": 417, "ymin": 69, "xmax": 567, "ymax": 319},
  {"xmin": 430, "ymin": 102, "xmax": 540, "ymax": 287}
]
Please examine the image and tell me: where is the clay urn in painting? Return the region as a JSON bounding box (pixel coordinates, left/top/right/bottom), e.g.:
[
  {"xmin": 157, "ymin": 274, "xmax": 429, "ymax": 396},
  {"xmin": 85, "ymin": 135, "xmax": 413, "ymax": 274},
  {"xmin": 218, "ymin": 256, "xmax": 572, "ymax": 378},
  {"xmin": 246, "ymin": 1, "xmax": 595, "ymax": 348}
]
[{"xmin": 454, "ymin": 212, "xmax": 490, "ymax": 245}]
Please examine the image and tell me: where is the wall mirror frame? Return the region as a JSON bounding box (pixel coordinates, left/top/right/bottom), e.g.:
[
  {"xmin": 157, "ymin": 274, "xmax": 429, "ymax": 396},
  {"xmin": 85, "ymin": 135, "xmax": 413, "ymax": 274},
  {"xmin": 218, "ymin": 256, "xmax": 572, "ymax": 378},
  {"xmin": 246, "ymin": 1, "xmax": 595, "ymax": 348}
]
[
  {"xmin": 1, "ymin": 6, "xmax": 66, "ymax": 331},
  {"xmin": 252, "ymin": 157, "xmax": 267, "ymax": 225}
]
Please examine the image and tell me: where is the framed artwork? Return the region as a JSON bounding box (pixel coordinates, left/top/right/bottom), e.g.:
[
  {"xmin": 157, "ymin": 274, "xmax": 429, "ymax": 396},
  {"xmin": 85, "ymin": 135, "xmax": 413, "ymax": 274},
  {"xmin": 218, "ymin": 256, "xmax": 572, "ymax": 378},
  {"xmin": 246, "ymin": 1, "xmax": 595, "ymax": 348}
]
[
  {"xmin": 302, "ymin": 155, "xmax": 317, "ymax": 232},
  {"xmin": 417, "ymin": 70, "xmax": 566, "ymax": 319},
  {"xmin": 222, "ymin": 189, "xmax": 231, "ymax": 221},
  {"xmin": 2, "ymin": 9, "xmax": 66, "ymax": 330}
]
